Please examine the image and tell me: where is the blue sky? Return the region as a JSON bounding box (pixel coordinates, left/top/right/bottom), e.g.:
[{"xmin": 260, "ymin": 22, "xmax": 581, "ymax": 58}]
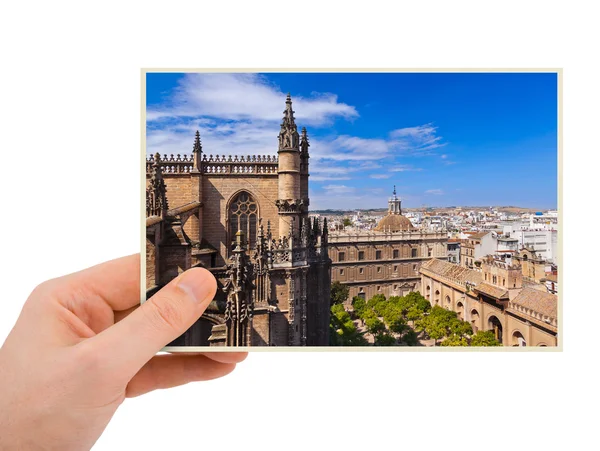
[{"xmin": 146, "ymin": 72, "xmax": 558, "ymax": 210}]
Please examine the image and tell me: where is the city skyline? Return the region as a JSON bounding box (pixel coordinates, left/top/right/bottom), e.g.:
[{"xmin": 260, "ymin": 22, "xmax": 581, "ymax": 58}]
[{"xmin": 146, "ymin": 72, "xmax": 558, "ymax": 210}]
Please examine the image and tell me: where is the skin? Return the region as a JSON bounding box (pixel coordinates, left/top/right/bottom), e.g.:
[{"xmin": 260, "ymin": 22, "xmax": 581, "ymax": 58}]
[{"xmin": 0, "ymin": 254, "xmax": 247, "ymax": 450}]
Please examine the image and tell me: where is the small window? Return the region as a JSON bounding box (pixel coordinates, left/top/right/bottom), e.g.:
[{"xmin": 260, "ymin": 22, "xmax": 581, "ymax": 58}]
[
  {"xmin": 377, "ymin": 266, "xmax": 381, "ymax": 273},
  {"xmin": 338, "ymin": 252, "xmax": 345, "ymax": 262},
  {"xmin": 394, "ymin": 285, "xmax": 398, "ymax": 290},
  {"xmin": 377, "ymin": 286, "xmax": 381, "ymax": 291},
  {"xmin": 393, "ymin": 249, "xmax": 399, "ymax": 259},
  {"xmin": 413, "ymin": 264, "xmax": 417, "ymax": 272},
  {"xmin": 358, "ymin": 251, "xmax": 365, "ymax": 261},
  {"xmin": 376, "ymin": 250, "xmax": 382, "ymax": 260},
  {"xmin": 428, "ymin": 248, "xmax": 432, "ymax": 257},
  {"xmin": 340, "ymin": 269, "xmax": 344, "ymax": 275},
  {"xmin": 359, "ymin": 268, "xmax": 364, "ymax": 274},
  {"xmin": 411, "ymin": 248, "xmax": 418, "ymax": 258},
  {"xmin": 393, "ymin": 265, "xmax": 398, "ymax": 272}
]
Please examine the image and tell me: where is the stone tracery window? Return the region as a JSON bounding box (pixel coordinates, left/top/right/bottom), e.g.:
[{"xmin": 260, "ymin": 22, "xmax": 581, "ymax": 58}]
[{"xmin": 229, "ymin": 191, "xmax": 258, "ymax": 250}]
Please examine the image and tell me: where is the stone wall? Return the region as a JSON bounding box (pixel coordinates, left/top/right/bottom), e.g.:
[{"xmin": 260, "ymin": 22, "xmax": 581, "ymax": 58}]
[{"xmin": 201, "ymin": 175, "xmax": 279, "ymax": 266}]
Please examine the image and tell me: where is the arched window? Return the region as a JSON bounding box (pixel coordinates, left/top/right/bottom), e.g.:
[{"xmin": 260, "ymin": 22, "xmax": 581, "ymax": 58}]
[{"xmin": 228, "ymin": 191, "xmax": 258, "ymax": 250}]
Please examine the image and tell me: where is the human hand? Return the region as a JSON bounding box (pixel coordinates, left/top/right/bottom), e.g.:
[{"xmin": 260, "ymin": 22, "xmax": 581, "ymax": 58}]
[{"xmin": 0, "ymin": 254, "xmax": 247, "ymax": 450}]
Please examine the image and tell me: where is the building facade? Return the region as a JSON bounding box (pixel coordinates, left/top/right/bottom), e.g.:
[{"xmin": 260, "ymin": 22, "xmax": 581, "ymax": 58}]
[
  {"xmin": 146, "ymin": 95, "xmax": 331, "ymax": 347},
  {"xmin": 459, "ymin": 231, "xmax": 497, "ymax": 269},
  {"xmin": 447, "ymin": 239, "xmax": 460, "ymax": 264},
  {"xmin": 330, "ymin": 188, "xmax": 448, "ymax": 301},
  {"xmin": 420, "ymin": 256, "xmax": 558, "ymax": 346}
]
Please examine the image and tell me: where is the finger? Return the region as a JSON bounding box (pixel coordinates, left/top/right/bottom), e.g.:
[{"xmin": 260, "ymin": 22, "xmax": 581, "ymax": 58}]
[
  {"xmin": 164, "ymin": 352, "xmax": 248, "ymax": 364},
  {"xmin": 199, "ymin": 352, "xmax": 248, "ymax": 364},
  {"xmin": 57, "ymin": 254, "xmax": 141, "ymax": 312},
  {"xmin": 113, "ymin": 305, "xmax": 138, "ymax": 323},
  {"xmin": 126, "ymin": 354, "xmax": 236, "ymax": 397},
  {"xmin": 81, "ymin": 267, "xmax": 217, "ymax": 377}
]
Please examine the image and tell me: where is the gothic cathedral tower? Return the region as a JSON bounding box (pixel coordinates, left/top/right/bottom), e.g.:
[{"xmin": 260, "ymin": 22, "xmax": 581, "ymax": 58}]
[{"xmin": 272, "ymin": 94, "xmax": 330, "ymax": 346}]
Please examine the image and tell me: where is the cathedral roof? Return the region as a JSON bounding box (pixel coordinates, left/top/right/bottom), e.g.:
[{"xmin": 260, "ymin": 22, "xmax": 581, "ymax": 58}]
[{"xmin": 374, "ymin": 213, "xmax": 415, "ymax": 232}]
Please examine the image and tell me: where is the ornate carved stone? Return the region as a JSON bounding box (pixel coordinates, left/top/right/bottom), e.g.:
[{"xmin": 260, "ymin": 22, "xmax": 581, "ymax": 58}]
[
  {"xmin": 275, "ymin": 198, "xmax": 309, "ymax": 213},
  {"xmin": 223, "ymin": 230, "xmax": 255, "ymax": 346},
  {"xmin": 146, "ymin": 152, "xmax": 168, "ymax": 217}
]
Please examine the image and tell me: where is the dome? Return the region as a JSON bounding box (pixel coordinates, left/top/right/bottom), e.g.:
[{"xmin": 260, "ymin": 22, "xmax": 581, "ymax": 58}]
[{"xmin": 374, "ymin": 213, "xmax": 415, "ymax": 232}]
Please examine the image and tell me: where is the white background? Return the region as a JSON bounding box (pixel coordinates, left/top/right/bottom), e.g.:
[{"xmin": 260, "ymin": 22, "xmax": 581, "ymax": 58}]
[{"xmin": 0, "ymin": 1, "xmax": 597, "ymax": 450}]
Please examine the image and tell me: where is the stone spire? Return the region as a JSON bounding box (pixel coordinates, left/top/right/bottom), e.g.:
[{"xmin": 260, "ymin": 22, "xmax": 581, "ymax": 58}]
[
  {"xmin": 277, "ymin": 93, "xmax": 303, "ymax": 238},
  {"xmin": 278, "ymin": 93, "xmax": 299, "ymax": 151},
  {"xmin": 192, "ymin": 130, "xmax": 202, "ymax": 171},
  {"xmin": 388, "ymin": 185, "xmax": 401, "ymax": 215},
  {"xmin": 146, "ymin": 152, "xmax": 168, "ymax": 217},
  {"xmin": 300, "ymin": 126, "xmax": 309, "ymax": 155},
  {"xmin": 223, "ymin": 230, "xmax": 255, "ymax": 346}
]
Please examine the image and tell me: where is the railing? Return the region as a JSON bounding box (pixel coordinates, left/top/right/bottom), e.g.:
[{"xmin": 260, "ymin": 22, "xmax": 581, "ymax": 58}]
[
  {"xmin": 146, "ymin": 154, "xmax": 193, "ymax": 174},
  {"xmin": 146, "ymin": 153, "xmax": 279, "ymax": 175},
  {"xmin": 328, "ymin": 231, "xmax": 448, "ymax": 243}
]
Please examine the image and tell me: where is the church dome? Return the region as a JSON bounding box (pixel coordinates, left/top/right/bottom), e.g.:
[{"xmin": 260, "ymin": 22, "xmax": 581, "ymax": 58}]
[{"xmin": 374, "ymin": 213, "xmax": 415, "ymax": 232}]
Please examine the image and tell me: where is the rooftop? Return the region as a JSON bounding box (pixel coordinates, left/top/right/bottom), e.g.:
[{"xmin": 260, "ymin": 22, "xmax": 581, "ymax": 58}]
[
  {"xmin": 474, "ymin": 282, "xmax": 509, "ymax": 300},
  {"xmin": 374, "ymin": 213, "xmax": 415, "ymax": 232},
  {"xmin": 420, "ymin": 258, "xmax": 482, "ymax": 285},
  {"xmin": 510, "ymin": 287, "xmax": 557, "ymax": 318}
]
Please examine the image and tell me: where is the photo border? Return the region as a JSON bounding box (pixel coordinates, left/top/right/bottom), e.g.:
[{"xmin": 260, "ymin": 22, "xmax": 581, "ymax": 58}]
[{"xmin": 141, "ymin": 68, "xmax": 562, "ymax": 352}]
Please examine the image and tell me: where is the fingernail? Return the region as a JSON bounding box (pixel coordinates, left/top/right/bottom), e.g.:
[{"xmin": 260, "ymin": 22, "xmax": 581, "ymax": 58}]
[{"xmin": 175, "ymin": 268, "xmax": 216, "ymax": 306}]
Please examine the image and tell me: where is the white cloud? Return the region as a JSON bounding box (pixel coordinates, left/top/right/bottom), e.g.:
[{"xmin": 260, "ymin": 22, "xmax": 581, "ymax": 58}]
[
  {"xmin": 321, "ymin": 184, "xmax": 357, "ymax": 195},
  {"xmin": 388, "ymin": 123, "xmax": 446, "ymax": 155},
  {"xmin": 148, "ymin": 73, "xmax": 358, "ymax": 125},
  {"xmin": 310, "ymin": 186, "xmax": 389, "ymax": 210},
  {"xmin": 146, "ymin": 74, "xmax": 448, "ymax": 209},
  {"xmin": 389, "ymin": 164, "xmax": 423, "ymax": 172},
  {"xmin": 425, "ymin": 189, "xmax": 444, "ymax": 195}
]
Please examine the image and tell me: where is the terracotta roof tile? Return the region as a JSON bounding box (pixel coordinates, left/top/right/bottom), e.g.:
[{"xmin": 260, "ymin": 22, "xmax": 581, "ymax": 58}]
[
  {"xmin": 474, "ymin": 282, "xmax": 509, "ymax": 300},
  {"xmin": 511, "ymin": 287, "xmax": 557, "ymax": 318},
  {"xmin": 421, "ymin": 258, "xmax": 482, "ymax": 285}
]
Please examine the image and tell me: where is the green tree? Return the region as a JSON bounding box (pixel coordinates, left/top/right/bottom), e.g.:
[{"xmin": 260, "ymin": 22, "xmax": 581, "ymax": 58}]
[
  {"xmin": 388, "ymin": 317, "xmax": 408, "ymax": 334},
  {"xmin": 374, "ymin": 333, "xmax": 396, "ymax": 346},
  {"xmin": 351, "ymin": 296, "xmax": 367, "ymax": 317},
  {"xmin": 330, "ymin": 281, "xmax": 350, "ymax": 306},
  {"xmin": 450, "ymin": 319, "xmax": 473, "ymax": 337},
  {"xmin": 427, "ymin": 322, "xmax": 447, "ymax": 346},
  {"xmin": 470, "ymin": 330, "xmax": 502, "ymax": 346},
  {"xmin": 367, "ymin": 294, "xmax": 386, "ymax": 309},
  {"xmin": 329, "ymin": 303, "xmax": 368, "ymax": 346},
  {"xmin": 406, "ymin": 306, "xmax": 424, "ymax": 324},
  {"xmin": 343, "ymin": 218, "xmax": 353, "ymax": 227},
  {"xmin": 441, "ymin": 334, "xmax": 469, "ymax": 346},
  {"xmin": 365, "ymin": 317, "xmax": 386, "ymax": 336},
  {"xmin": 402, "ymin": 329, "xmax": 419, "ymax": 346}
]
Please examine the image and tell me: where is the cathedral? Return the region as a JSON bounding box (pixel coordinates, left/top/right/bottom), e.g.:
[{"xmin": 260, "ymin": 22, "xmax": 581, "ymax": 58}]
[
  {"xmin": 329, "ymin": 187, "xmax": 448, "ymax": 301},
  {"xmin": 145, "ymin": 94, "xmax": 332, "ymax": 347}
]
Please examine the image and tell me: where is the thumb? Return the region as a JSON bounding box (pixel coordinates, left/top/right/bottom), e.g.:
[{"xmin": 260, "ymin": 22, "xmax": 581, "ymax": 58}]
[{"xmin": 83, "ymin": 267, "xmax": 217, "ymax": 377}]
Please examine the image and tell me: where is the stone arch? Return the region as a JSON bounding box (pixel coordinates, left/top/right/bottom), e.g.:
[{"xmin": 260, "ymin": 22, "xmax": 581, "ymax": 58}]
[
  {"xmin": 511, "ymin": 330, "xmax": 527, "ymax": 347},
  {"xmin": 426, "ymin": 285, "xmax": 431, "ymax": 300},
  {"xmin": 227, "ymin": 190, "xmax": 260, "ymax": 251},
  {"xmin": 470, "ymin": 309, "xmax": 480, "ymax": 332},
  {"xmin": 456, "ymin": 301, "xmax": 464, "ymax": 320},
  {"xmin": 434, "ymin": 289, "xmax": 440, "ymax": 305},
  {"xmin": 444, "ymin": 295, "xmax": 451, "ymax": 308},
  {"xmin": 487, "ymin": 314, "xmax": 504, "ymax": 343}
]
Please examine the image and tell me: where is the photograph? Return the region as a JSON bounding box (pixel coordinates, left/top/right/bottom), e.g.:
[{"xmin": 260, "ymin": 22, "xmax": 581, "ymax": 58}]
[{"xmin": 144, "ymin": 71, "xmax": 559, "ymax": 349}]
